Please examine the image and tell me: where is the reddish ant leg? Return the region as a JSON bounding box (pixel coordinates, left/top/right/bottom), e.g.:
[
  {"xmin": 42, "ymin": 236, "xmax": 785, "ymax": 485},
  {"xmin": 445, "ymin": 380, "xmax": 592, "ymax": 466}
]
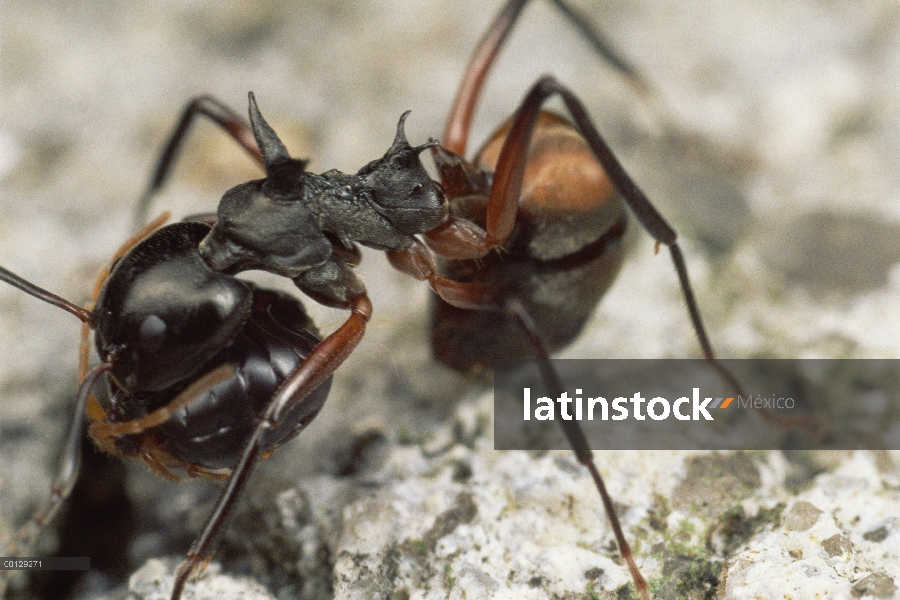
[
  {"xmin": 443, "ymin": 0, "xmax": 646, "ymax": 157},
  {"xmin": 431, "ymin": 0, "xmax": 649, "ymax": 260},
  {"xmin": 388, "ymin": 239, "xmax": 499, "ymax": 310},
  {"xmin": 170, "ymin": 293, "xmax": 372, "ymax": 600}
]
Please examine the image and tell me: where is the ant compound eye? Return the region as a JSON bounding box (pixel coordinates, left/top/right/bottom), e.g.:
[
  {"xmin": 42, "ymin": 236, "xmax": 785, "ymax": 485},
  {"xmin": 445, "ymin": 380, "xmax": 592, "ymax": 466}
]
[{"xmin": 138, "ymin": 314, "xmax": 167, "ymax": 353}]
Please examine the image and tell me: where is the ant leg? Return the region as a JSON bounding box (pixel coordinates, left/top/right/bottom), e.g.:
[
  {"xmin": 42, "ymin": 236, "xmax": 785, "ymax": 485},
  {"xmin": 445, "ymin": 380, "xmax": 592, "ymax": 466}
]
[
  {"xmin": 444, "ymin": 0, "xmax": 646, "ymax": 156},
  {"xmin": 389, "ymin": 238, "xmax": 650, "ymax": 596},
  {"xmin": 545, "ymin": 0, "xmax": 649, "ymax": 95},
  {"xmin": 169, "ymin": 294, "xmax": 372, "ymax": 600},
  {"xmin": 387, "ymin": 239, "xmax": 499, "ymax": 310},
  {"xmin": 444, "ymin": 0, "xmax": 529, "ymax": 155},
  {"xmin": 505, "ymin": 298, "xmax": 650, "ymax": 600},
  {"xmin": 487, "ymin": 76, "xmax": 744, "ymax": 392},
  {"xmin": 434, "ymin": 0, "xmax": 655, "ymax": 257},
  {"xmin": 134, "ymin": 96, "xmax": 262, "ymax": 226},
  {"xmin": 430, "ymin": 103, "xmax": 578, "ymax": 258},
  {"xmin": 0, "ymin": 363, "xmax": 112, "ymax": 596},
  {"xmin": 89, "ymin": 364, "xmax": 234, "ymax": 450},
  {"xmin": 87, "ymin": 362, "xmax": 269, "ymax": 481},
  {"xmin": 491, "ymin": 79, "xmax": 822, "ymax": 427}
]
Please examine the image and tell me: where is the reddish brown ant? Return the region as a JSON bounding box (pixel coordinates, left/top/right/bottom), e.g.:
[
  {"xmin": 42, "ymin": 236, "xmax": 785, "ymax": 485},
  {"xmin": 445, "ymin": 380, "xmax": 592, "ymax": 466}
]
[{"xmin": 0, "ymin": 1, "xmax": 752, "ymax": 599}]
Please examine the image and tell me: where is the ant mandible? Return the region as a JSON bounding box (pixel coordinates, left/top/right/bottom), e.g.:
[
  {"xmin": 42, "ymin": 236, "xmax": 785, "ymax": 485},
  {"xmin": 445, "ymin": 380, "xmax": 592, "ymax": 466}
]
[{"xmin": 0, "ymin": 1, "xmax": 744, "ymax": 599}]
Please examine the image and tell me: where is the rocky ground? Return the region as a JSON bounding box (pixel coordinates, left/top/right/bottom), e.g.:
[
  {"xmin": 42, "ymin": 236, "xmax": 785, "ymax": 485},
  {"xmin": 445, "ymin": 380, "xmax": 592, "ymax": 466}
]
[{"xmin": 1, "ymin": 1, "xmax": 899, "ymax": 599}]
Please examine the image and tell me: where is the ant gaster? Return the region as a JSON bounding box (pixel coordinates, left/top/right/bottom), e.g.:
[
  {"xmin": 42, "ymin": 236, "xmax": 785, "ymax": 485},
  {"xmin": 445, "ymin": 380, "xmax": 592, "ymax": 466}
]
[
  {"xmin": 0, "ymin": 1, "xmax": 751, "ymax": 599},
  {"xmin": 0, "ymin": 218, "xmax": 333, "ymax": 576}
]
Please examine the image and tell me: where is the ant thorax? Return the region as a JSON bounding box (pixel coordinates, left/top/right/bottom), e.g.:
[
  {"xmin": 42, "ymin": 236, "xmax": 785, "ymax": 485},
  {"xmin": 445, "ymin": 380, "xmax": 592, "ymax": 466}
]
[{"xmin": 199, "ymin": 103, "xmax": 448, "ymax": 286}]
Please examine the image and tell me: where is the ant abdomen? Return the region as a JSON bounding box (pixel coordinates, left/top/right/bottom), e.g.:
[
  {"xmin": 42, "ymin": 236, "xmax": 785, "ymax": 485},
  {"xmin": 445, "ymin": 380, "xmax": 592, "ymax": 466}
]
[
  {"xmin": 108, "ymin": 287, "xmax": 330, "ymax": 472},
  {"xmin": 84, "ymin": 222, "xmax": 331, "ymax": 477}
]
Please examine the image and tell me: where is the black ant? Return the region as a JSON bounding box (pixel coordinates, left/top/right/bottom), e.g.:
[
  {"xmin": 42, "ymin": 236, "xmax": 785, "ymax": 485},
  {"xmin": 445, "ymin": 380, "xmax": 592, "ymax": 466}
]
[{"xmin": 0, "ymin": 1, "xmax": 749, "ymax": 599}]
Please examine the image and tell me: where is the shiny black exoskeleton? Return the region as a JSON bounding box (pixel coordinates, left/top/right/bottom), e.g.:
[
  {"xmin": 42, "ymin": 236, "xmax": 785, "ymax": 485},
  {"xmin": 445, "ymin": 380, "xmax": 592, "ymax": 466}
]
[
  {"xmin": 94, "ymin": 222, "xmax": 331, "ymax": 472},
  {"xmin": 199, "ymin": 93, "xmax": 445, "ymax": 308}
]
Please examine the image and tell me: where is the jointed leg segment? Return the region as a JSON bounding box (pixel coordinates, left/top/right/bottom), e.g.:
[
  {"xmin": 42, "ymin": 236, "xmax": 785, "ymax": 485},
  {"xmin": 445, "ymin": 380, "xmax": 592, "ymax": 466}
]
[
  {"xmin": 134, "ymin": 96, "xmax": 262, "ymax": 226},
  {"xmin": 170, "ymin": 293, "xmax": 372, "ymax": 600},
  {"xmin": 429, "ymin": 4, "xmax": 746, "ymax": 598},
  {"xmin": 506, "ymin": 298, "xmax": 650, "ymax": 600},
  {"xmin": 0, "ymin": 363, "xmax": 113, "ymax": 596}
]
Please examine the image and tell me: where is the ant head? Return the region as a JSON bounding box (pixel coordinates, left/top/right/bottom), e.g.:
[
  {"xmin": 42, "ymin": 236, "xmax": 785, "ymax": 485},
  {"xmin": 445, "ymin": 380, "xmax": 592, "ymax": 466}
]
[
  {"xmin": 198, "ymin": 179, "xmax": 331, "ymax": 279},
  {"xmin": 357, "ymin": 111, "xmax": 447, "ymax": 234},
  {"xmin": 94, "ymin": 223, "xmax": 253, "ymax": 393}
]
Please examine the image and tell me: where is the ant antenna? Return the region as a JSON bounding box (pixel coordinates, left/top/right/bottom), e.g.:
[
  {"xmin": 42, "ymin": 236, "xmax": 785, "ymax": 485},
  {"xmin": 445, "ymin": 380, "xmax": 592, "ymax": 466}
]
[{"xmin": 0, "ymin": 266, "xmax": 92, "ymax": 323}]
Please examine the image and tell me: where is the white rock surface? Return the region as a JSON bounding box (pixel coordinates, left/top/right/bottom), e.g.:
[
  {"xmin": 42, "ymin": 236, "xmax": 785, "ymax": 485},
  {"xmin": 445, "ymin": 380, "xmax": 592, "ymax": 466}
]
[
  {"xmin": 722, "ymin": 453, "xmax": 900, "ymax": 599},
  {"xmin": 127, "ymin": 559, "xmax": 275, "ymax": 600}
]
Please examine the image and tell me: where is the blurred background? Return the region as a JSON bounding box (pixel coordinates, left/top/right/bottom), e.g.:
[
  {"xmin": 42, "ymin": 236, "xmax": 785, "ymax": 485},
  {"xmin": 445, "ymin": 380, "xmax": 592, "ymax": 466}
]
[{"xmin": 1, "ymin": 1, "xmax": 899, "ymax": 599}]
